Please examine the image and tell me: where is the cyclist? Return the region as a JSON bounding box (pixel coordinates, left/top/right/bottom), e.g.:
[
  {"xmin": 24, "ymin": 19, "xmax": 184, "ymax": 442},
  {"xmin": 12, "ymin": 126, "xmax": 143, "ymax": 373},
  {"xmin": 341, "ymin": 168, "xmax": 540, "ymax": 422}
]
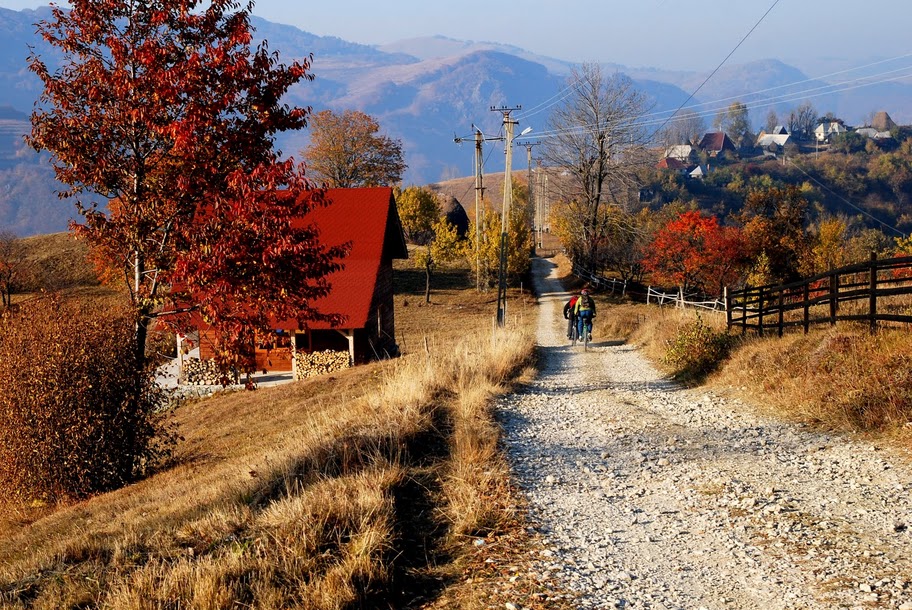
[
  {"xmin": 563, "ymin": 292, "xmax": 579, "ymax": 340},
  {"xmin": 574, "ymin": 288, "xmax": 596, "ymax": 342}
]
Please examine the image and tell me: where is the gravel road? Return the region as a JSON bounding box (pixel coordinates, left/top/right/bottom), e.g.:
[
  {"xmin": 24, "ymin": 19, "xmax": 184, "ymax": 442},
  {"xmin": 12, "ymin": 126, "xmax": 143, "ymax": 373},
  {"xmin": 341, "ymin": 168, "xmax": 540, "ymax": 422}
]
[{"xmin": 497, "ymin": 257, "xmax": 912, "ymax": 610}]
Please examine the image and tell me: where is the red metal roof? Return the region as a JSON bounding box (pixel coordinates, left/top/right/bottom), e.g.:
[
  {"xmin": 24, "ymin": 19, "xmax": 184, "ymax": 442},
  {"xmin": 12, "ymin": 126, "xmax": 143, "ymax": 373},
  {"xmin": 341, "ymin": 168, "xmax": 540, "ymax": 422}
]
[
  {"xmin": 698, "ymin": 131, "xmax": 735, "ymax": 152},
  {"xmin": 175, "ymin": 187, "xmax": 407, "ymax": 335},
  {"xmin": 656, "ymin": 157, "xmax": 689, "ymax": 170},
  {"xmin": 287, "ymin": 187, "xmax": 407, "ymax": 331}
]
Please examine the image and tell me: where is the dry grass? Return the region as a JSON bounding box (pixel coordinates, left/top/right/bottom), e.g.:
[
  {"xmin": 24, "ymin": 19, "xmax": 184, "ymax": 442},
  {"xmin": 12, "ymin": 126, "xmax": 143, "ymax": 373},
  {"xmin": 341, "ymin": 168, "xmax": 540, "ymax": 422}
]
[
  {"xmin": 12, "ymin": 232, "xmax": 125, "ymax": 310},
  {"xmin": 713, "ymin": 326, "xmax": 912, "ymax": 435},
  {"xmin": 594, "ymin": 294, "xmax": 912, "ymax": 448},
  {"xmin": 0, "ymin": 256, "xmax": 554, "ymax": 608}
]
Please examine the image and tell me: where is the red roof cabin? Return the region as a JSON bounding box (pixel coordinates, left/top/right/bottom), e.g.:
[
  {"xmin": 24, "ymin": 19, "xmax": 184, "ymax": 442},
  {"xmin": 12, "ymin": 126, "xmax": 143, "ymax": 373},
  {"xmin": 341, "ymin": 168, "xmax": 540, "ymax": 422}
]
[
  {"xmin": 189, "ymin": 187, "xmax": 408, "ymax": 378},
  {"xmin": 697, "ymin": 131, "xmax": 737, "ymax": 157}
]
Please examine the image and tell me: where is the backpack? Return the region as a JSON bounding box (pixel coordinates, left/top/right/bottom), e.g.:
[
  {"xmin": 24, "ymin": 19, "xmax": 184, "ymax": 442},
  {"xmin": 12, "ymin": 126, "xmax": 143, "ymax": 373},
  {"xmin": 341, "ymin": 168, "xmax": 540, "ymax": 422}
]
[{"xmin": 578, "ymin": 294, "xmax": 593, "ymax": 311}]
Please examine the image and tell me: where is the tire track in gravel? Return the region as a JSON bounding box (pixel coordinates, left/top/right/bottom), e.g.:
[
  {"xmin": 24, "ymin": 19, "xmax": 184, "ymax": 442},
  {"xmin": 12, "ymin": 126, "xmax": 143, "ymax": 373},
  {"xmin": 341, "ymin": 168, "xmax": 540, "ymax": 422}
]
[{"xmin": 497, "ymin": 257, "xmax": 912, "ymax": 610}]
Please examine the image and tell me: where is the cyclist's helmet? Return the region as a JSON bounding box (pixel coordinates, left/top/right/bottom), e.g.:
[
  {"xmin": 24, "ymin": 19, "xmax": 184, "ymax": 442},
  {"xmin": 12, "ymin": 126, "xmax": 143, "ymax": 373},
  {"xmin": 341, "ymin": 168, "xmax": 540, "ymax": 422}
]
[{"xmin": 581, "ymin": 289, "xmax": 590, "ymax": 295}]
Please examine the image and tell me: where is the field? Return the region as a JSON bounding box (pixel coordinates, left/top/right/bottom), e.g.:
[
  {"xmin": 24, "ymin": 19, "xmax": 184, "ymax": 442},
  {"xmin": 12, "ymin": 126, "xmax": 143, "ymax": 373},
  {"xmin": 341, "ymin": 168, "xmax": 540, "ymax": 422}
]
[{"xmin": 0, "ymin": 239, "xmax": 575, "ymax": 609}]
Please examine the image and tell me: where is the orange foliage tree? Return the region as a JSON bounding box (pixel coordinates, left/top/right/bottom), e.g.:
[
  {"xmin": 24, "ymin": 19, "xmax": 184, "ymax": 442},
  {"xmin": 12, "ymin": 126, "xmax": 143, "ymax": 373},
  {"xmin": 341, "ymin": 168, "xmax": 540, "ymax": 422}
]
[
  {"xmin": 303, "ymin": 109, "xmax": 406, "ymax": 188},
  {"xmin": 643, "ymin": 210, "xmax": 746, "ymax": 296},
  {"xmin": 27, "ymin": 0, "xmax": 345, "ymax": 370},
  {"xmin": 737, "ymin": 185, "xmax": 812, "ymax": 284}
]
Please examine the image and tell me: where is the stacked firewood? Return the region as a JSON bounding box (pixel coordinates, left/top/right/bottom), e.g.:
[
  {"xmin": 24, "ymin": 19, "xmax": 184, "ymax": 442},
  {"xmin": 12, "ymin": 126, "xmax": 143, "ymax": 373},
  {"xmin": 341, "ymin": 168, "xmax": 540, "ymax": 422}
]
[
  {"xmin": 180, "ymin": 358, "xmax": 239, "ymax": 386},
  {"xmin": 295, "ymin": 350, "xmax": 350, "ymax": 379}
]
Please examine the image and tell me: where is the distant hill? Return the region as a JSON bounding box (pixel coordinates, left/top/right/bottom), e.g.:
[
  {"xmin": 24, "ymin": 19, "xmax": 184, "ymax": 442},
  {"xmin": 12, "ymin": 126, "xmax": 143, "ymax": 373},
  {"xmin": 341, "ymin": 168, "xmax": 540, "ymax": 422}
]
[{"xmin": 1, "ymin": 7, "xmax": 911, "ymax": 235}]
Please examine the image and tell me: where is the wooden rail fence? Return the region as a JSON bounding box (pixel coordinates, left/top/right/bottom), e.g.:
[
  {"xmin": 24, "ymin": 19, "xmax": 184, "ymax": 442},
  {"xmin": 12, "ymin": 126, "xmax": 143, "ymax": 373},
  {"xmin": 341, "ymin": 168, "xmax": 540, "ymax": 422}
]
[{"xmin": 726, "ymin": 253, "xmax": 912, "ymax": 336}]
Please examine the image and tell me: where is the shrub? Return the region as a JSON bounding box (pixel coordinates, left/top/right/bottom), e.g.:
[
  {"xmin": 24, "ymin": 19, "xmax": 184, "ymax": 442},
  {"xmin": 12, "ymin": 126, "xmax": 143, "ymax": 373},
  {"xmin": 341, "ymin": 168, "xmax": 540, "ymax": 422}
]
[
  {"xmin": 663, "ymin": 315, "xmax": 736, "ymax": 382},
  {"xmin": 0, "ymin": 297, "xmax": 174, "ymax": 502}
]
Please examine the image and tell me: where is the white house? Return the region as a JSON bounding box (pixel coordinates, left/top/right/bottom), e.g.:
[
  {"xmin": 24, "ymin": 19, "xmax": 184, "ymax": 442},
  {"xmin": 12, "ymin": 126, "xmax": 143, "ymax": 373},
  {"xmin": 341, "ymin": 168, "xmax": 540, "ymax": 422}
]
[{"xmin": 815, "ymin": 121, "xmax": 848, "ymax": 143}]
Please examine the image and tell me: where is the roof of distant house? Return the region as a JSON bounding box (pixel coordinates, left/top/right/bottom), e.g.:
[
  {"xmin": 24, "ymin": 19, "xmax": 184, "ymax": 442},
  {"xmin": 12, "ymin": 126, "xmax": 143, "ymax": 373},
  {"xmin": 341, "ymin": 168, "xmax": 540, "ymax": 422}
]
[
  {"xmin": 664, "ymin": 144, "xmax": 694, "ymax": 160},
  {"xmin": 698, "ymin": 131, "xmax": 736, "ymax": 152},
  {"xmin": 757, "ymin": 133, "xmax": 790, "ymax": 147},
  {"xmin": 657, "ymin": 157, "xmax": 690, "ymax": 171}
]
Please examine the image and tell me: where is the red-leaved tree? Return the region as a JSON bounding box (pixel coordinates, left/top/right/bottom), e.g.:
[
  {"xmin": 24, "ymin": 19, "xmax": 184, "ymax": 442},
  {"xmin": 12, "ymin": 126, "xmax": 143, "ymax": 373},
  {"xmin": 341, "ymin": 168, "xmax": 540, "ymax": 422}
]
[
  {"xmin": 28, "ymin": 0, "xmax": 346, "ymax": 369},
  {"xmin": 643, "ymin": 210, "xmax": 746, "ymax": 297}
]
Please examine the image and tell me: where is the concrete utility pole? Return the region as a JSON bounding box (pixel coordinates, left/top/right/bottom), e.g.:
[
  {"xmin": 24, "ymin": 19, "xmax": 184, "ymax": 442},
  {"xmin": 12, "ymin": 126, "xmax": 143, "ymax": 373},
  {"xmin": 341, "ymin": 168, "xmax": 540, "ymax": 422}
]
[
  {"xmin": 474, "ymin": 128, "xmax": 484, "ymax": 290},
  {"xmin": 523, "ymin": 141, "xmax": 541, "ymax": 250},
  {"xmin": 491, "ymin": 105, "xmax": 522, "ymax": 328},
  {"xmin": 536, "ymin": 158, "xmax": 544, "ymax": 249}
]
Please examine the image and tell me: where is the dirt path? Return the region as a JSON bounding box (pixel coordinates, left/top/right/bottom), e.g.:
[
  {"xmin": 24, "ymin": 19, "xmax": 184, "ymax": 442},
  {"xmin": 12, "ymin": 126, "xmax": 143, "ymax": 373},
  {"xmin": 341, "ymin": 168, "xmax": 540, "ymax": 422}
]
[{"xmin": 497, "ymin": 257, "xmax": 912, "ymax": 610}]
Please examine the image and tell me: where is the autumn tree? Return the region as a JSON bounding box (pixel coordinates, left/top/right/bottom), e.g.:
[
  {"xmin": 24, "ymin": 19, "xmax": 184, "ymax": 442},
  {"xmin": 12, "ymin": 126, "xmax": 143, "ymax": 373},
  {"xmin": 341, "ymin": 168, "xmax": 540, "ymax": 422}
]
[
  {"xmin": 713, "ymin": 101, "xmax": 753, "ymax": 150},
  {"xmin": 737, "ymin": 185, "xmax": 812, "ymax": 284},
  {"xmin": 642, "ymin": 211, "xmax": 746, "ymax": 297},
  {"xmin": 809, "ymin": 216, "xmax": 848, "ymax": 273},
  {"xmin": 28, "ymin": 0, "xmax": 345, "ymax": 371},
  {"xmin": 869, "ymin": 144, "xmax": 912, "ymax": 209},
  {"xmin": 466, "ymin": 186, "xmax": 532, "ymax": 290},
  {"xmin": 413, "ymin": 218, "xmax": 461, "ymax": 303},
  {"xmin": 396, "ymin": 185, "xmax": 440, "ymax": 245},
  {"xmin": 542, "ymin": 63, "xmax": 652, "ymax": 273},
  {"xmin": 394, "ymin": 185, "xmax": 460, "ymax": 302},
  {"xmin": 0, "ymin": 230, "xmax": 26, "ymax": 308},
  {"xmin": 303, "ymin": 109, "xmax": 406, "ymax": 188}
]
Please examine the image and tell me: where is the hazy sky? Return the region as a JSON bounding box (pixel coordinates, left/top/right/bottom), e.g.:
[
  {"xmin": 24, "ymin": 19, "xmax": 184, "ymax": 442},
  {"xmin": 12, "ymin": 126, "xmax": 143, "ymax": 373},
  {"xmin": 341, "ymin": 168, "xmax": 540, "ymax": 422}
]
[{"xmin": 2, "ymin": 0, "xmax": 911, "ymax": 73}]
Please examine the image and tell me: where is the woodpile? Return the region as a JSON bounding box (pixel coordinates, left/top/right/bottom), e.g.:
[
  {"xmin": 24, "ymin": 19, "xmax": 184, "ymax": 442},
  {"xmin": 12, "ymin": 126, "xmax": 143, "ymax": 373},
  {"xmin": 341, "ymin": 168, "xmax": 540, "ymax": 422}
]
[
  {"xmin": 180, "ymin": 358, "xmax": 239, "ymax": 386},
  {"xmin": 295, "ymin": 350, "xmax": 350, "ymax": 379}
]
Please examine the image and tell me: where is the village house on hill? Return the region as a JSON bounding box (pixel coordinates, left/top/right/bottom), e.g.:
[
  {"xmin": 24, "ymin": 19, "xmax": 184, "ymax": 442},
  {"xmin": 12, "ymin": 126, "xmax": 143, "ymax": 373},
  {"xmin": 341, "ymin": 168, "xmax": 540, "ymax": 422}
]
[
  {"xmin": 183, "ymin": 187, "xmax": 408, "ymax": 380},
  {"xmin": 815, "ymin": 120, "xmax": 848, "ymax": 143},
  {"xmin": 756, "ymin": 127, "xmax": 791, "ymax": 157},
  {"xmin": 697, "ymin": 131, "xmax": 737, "ymax": 158}
]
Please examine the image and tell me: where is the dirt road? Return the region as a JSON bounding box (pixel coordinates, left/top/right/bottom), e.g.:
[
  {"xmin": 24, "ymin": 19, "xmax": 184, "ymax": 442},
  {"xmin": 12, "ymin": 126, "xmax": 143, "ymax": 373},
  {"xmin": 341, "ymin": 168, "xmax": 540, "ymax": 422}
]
[{"xmin": 497, "ymin": 257, "xmax": 912, "ymax": 609}]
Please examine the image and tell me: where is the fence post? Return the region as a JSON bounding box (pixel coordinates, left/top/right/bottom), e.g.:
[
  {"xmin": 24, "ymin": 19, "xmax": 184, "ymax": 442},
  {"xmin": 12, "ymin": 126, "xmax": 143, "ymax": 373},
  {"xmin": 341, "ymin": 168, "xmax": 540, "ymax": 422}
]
[
  {"xmin": 622, "ymin": 280, "xmax": 627, "ymax": 297},
  {"xmin": 678, "ymin": 287, "xmax": 684, "ymax": 309},
  {"xmin": 869, "ymin": 251, "xmax": 877, "ymax": 333},
  {"xmin": 742, "ymin": 288, "xmax": 748, "ymax": 336},
  {"xmin": 724, "ymin": 287, "xmax": 731, "ymax": 330},
  {"xmin": 778, "ymin": 290, "xmax": 784, "ymax": 337},
  {"xmin": 646, "ymin": 286, "xmax": 651, "ymax": 306},
  {"xmin": 757, "ymin": 287, "xmax": 765, "ymax": 336},
  {"xmin": 803, "ymin": 283, "xmax": 810, "ymax": 334},
  {"xmin": 829, "ymin": 272, "xmax": 838, "ymax": 326}
]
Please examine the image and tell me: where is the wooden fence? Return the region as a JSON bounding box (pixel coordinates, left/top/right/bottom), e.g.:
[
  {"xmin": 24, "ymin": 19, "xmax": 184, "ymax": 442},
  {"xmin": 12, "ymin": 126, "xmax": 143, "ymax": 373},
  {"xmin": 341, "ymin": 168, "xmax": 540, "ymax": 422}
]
[
  {"xmin": 572, "ymin": 264, "xmax": 629, "ymax": 296},
  {"xmin": 726, "ymin": 253, "xmax": 912, "ymax": 336},
  {"xmin": 646, "ymin": 286, "xmax": 725, "ymax": 312}
]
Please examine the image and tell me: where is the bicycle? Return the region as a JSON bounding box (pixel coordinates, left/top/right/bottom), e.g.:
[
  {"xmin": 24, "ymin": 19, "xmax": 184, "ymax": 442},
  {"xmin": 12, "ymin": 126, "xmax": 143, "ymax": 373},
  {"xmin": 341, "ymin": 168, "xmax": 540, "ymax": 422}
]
[
  {"xmin": 569, "ymin": 320, "xmax": 579, "ymax": 347},
  {"xmin": 577, "ymin": 313, "xmax": 593, "ymax": 351}
]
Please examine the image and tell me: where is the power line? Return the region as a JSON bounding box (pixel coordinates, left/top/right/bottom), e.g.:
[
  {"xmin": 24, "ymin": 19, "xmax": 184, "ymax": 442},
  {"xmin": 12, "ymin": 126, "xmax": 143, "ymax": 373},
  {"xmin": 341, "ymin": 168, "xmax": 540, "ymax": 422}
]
[
  {"xmin": 787, "ymin": 158, "xmax": 906, "ymax": 237},
  {"xmin": 527, "ymin": 65, "xmax": 912, "ymax": 141},
  {"xmin": 647, "ymin": 0, "xmax": 782, "ymax": 141}
]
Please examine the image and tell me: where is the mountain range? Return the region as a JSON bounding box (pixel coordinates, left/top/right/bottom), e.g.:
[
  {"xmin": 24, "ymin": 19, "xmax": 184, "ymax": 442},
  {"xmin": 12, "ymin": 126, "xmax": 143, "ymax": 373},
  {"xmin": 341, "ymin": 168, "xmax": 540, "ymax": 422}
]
[{"xmin": 2, "ymin": 7, "xmax": 911, "ymax": 235}]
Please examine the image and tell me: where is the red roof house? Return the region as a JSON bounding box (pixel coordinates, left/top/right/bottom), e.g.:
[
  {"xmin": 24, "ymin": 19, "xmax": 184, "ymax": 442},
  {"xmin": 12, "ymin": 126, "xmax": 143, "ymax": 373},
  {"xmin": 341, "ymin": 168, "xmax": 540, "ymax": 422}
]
[
  {"xmin": 192, "ymin": 187, "xmax": 408, "ymax": 375},
  {"xmin": 656, "ymin": 157, "xmax": 690, "ymax": 172},
  {"xmin": 697, "ymin": 131, "xmax": 737, "ymax": 157}
]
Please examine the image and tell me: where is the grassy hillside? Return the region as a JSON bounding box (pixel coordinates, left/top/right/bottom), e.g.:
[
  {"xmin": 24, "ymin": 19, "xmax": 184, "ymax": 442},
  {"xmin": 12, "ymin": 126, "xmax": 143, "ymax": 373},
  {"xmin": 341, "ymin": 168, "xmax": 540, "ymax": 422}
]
[
  {"xmin": 0, "ymin": 251, "xmax": 573, "ymax": 609},
  {"xmin": 13, "ymin": 232, "xmax": 124, "ymax": 307}
]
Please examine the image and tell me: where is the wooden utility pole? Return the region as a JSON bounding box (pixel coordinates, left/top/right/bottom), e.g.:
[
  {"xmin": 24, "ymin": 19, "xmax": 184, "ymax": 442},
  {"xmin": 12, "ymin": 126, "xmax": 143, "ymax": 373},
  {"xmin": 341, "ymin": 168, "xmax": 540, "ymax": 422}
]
[{"xmin": 455, "ymin": 127, "xmax": 488, "ymax": 291}]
